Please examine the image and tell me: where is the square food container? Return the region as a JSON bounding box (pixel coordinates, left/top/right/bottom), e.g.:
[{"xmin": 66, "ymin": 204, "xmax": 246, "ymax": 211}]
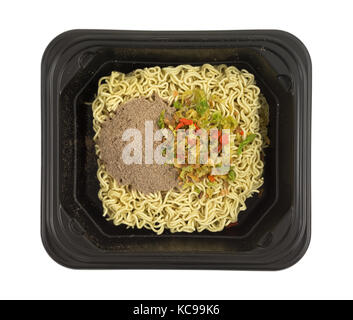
[{"xmin": 41, "ymin": 30, "xmax": 311, "ymax": 270}]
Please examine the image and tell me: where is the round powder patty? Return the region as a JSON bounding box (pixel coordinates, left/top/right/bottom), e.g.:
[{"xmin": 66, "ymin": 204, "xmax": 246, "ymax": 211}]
[{"xmin": 98, "ymin": 95, "xmax": 179, "ymax": 194}]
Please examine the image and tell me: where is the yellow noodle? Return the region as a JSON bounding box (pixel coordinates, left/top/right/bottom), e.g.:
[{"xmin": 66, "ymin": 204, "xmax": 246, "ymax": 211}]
[{"xmin": 92, "ymin": 64, "xmax": 269, "ymax": 234}]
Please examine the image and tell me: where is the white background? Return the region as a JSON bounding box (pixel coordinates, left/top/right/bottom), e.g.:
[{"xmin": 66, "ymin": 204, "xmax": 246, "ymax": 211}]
[{"xmin": 0, "ymin": 0, "xmax": 352, "ymax": 300}]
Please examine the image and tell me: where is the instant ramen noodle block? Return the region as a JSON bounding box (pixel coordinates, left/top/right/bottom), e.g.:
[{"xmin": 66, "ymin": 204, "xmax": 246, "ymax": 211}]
[{"xmin": 92, "ymin": 64, "xmax": 269, "ymax": 235}]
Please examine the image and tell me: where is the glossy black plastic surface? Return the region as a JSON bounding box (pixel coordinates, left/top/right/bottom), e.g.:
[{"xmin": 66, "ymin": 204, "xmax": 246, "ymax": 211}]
[{"xmin": 41, "ymin": 30, "xmax": 311, "ymax": 269}]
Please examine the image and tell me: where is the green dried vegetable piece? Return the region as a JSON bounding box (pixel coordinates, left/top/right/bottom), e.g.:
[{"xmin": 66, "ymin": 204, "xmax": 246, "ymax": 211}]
[
  {"xmin": 194, "ymin": 187, "xmax": 201, "ymax": 194},
  {"xmin": 211, "ymin": 111, "xmax": 222, "ymax": 126},
  {"xmin": 237, "ymin": 134, "xmax": 256, "ymax": 155},
  {"xmin": 221, "ymin": 116, "xmax": 237, "ymax": 130},
  {"xmin": 179, "ymin": 166, "xmax": 193, "ymax": 180},
  {"xmin": 173, "ymin": 101, "xmax": 183, "ymax": 110},
  {"xmin": 196, "ymin": 99, "xmax": 209, "ymax": 116},
  {"xmin": 228, "ymin": 169, "xmax": 236, "ymax": 181},
  {"xmin": 207, "ymin": 181, "xmax": 217, "ymax": 187},
  {"xmin": 182, "ymin": 182, "xmax": 194, "ymax": 189},
  {"xmin": 206, "ymin": 188, "xmax": 214, "ymax": 198},
  {"xmin": 158, "ymin": 110, "xmax": 165, "ymax": 129}
]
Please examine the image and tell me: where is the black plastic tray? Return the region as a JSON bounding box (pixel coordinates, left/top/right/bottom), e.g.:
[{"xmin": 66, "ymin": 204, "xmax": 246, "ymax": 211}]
[{"xmin": 41, "ymin": 30, "xmax": 311, "ymax": 270}]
